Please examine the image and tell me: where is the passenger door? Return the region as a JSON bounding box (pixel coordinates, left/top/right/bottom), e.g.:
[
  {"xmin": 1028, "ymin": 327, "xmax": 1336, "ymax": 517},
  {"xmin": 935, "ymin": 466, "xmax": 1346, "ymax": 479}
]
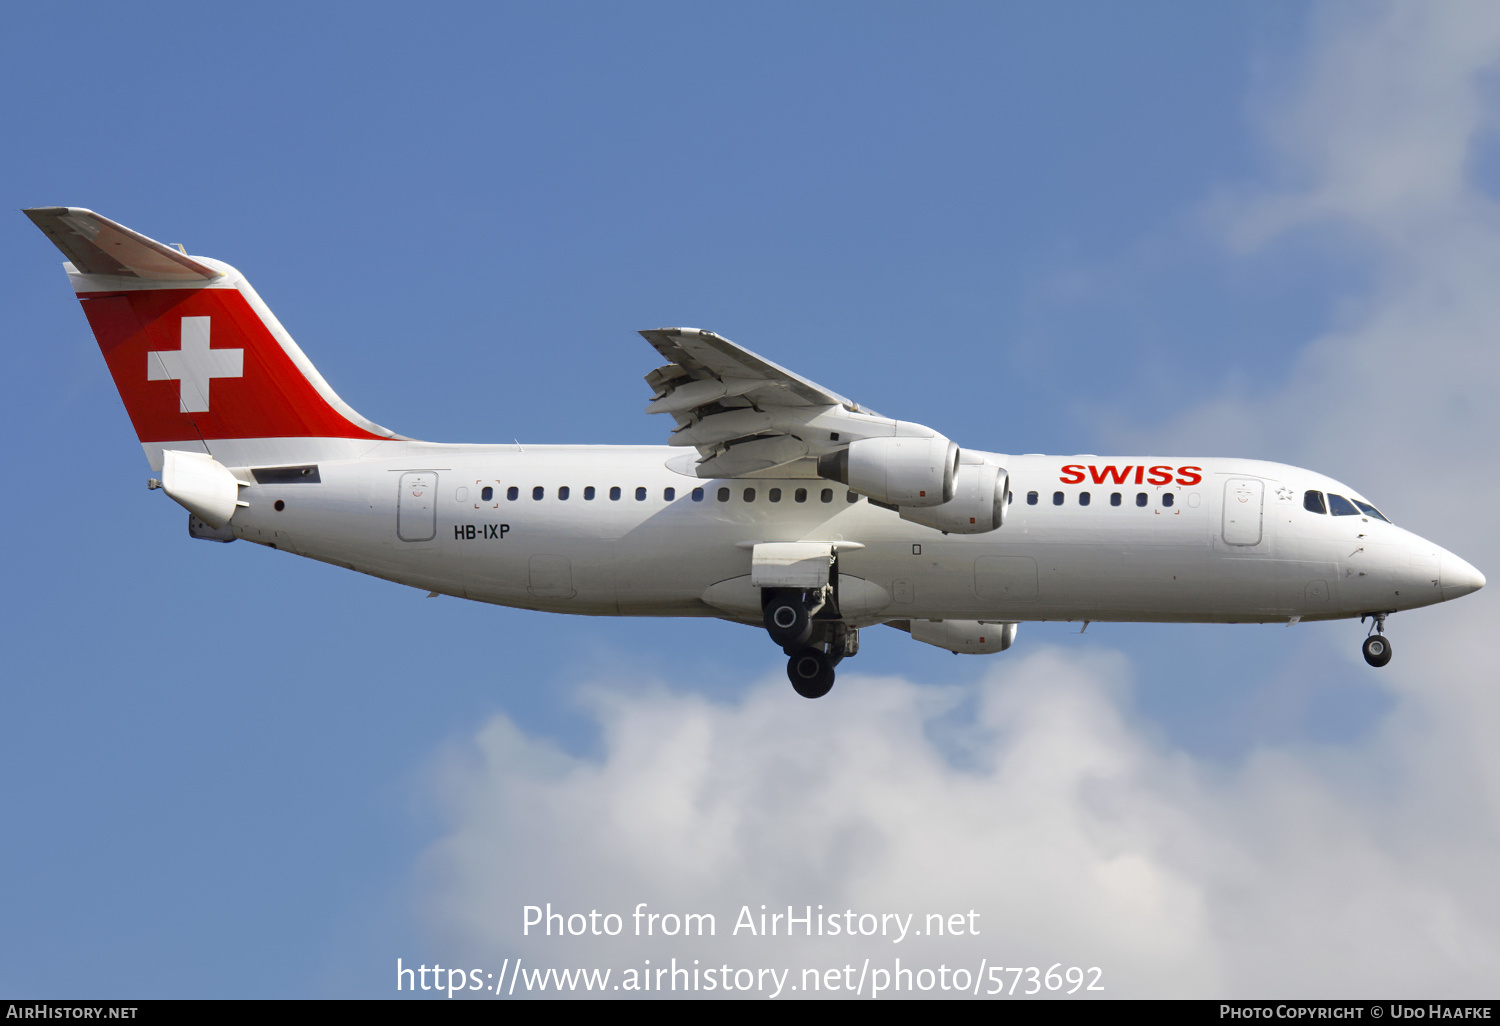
[
  {"xmin": 1222, "ymin": 478, "xmax": 1264, "ymax": 546},
  {"xmin": 398, "ymin": 472, "xmax": 438, "ymax": 542}
]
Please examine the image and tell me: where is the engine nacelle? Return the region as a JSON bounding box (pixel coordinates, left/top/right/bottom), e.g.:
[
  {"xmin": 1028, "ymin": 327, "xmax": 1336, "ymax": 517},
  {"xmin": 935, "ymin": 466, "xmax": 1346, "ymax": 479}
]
[
  {"xmin": 817, "ymin": 433, "xmax": 958, "ymax": 508},
  {"xmin": 909, "ymin": 619, "xmax": 1017, "ymax": 655},
  {"xmin": 899, "ymin": 464, "xmax": 1008, "ymax": 534}
]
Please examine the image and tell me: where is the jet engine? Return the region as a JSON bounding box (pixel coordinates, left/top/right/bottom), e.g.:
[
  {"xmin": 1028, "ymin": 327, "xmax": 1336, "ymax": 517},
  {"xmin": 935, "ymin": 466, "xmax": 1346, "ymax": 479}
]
[
  {"xmin": 898, "ymin": 463, "xmax": 1008, "ymax": 534},
  {"xmin": 817, "ymin": 434, "xmax": 958, "ymax": 507},
  {"xmin": 907, "ymin": 619, "xmax": 1018, "ymax": 655}
]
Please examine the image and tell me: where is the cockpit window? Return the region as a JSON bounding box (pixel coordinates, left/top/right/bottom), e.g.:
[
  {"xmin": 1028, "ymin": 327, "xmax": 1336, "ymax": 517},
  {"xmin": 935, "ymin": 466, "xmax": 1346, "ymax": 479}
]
[
  {"xmin": 1327, "ymin": 493, "xmax": 1359, "ymax": 516},
  {"xmin": 1303, "ymin": 490, "xmax": 1326, "ymax": 514},
  {"xmin": 1353, "ymin": 499, "xmax": 1391, "ymax": 523}
]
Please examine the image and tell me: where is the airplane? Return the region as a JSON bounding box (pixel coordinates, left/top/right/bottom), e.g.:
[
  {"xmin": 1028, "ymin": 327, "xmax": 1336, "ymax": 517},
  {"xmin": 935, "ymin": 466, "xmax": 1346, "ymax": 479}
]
[{"xmin": 25, "ymin": 207, "xmax": 1486, "ymax": 698}]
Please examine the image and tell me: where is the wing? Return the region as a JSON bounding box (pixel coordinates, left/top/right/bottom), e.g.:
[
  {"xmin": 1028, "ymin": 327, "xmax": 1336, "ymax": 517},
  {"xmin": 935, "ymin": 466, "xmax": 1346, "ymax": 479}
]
[
  {"xmin": 639, "ymin": 327, "xmax": 864, "ymax": 414},
  {"xmin": 639, "ymin": 327, "xmax": 933, "ymax": 479}
]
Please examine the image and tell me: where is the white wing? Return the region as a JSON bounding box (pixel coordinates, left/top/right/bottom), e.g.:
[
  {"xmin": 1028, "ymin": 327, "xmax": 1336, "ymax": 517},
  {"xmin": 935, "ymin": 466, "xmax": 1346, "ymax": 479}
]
[{"xmin": 640, "ymin": 327, "xmax": 924, "ymax": 478}]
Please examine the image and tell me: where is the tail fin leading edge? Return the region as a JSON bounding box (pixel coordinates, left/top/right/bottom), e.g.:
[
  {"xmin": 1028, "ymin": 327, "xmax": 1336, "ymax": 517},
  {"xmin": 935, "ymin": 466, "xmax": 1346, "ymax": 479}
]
[{"xmin": 25, "ymin": 207, "xmax": 401, "ymax": 470}]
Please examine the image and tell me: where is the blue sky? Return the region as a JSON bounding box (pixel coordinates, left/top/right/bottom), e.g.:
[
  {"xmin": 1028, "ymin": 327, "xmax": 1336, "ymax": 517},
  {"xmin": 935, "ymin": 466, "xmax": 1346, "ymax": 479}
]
[{"xmin": 4, "ymin": 1, "xmax": 1498, "ymax": 999}]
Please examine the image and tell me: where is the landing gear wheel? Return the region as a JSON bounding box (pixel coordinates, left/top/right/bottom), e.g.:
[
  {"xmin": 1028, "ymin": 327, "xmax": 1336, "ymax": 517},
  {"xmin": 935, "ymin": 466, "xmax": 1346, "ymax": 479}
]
[
  {"xmin": 1362, "ymin": 634, "xmax": 1392, "ymax": 667},
  {"xmin": 765, "ymin": 594, "xmax": 813, "ymax": 649},
  {"xmin": 787, "ymin": 647, "xmax": 836, "ymax": 699}
]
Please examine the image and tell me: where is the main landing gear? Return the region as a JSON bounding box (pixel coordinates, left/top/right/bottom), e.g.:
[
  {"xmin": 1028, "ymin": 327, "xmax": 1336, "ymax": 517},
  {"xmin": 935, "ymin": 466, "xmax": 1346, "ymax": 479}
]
[
  {"xmin": 787, "ymin": 646, "xmax": 836, "ymax": 699},
  {"xmin": 763, "ymin": 588, "xmax": 858, "ymax": 699},
  {"xmin": 1361, "ymin": 612, "xmax": 1393, "ymax": 667}
]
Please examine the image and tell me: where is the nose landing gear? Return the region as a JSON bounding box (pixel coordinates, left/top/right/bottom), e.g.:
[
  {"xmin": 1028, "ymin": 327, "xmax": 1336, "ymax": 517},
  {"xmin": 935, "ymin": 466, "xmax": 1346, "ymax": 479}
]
[{"xmin": 1361, "ymin": 612, "xmax": 1393, "ymax": 667}]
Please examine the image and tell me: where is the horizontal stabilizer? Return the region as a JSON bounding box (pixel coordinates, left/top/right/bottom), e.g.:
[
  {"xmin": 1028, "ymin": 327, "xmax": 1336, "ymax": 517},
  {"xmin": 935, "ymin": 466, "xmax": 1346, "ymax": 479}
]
[{"xmin": 23, "ymin": 207, "xmax": 220, "ymax": 281}]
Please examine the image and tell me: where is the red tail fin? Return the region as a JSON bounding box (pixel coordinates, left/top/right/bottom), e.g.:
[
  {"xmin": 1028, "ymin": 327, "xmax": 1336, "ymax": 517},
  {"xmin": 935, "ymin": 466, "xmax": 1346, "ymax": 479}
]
[{"xmin": 26, "ymin": 207, "xmax": 400, "ymax": 469}]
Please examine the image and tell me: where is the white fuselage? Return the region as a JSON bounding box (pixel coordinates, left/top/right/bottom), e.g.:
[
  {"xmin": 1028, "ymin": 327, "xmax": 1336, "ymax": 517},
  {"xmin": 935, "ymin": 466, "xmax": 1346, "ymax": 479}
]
[
  {"xmin": 222, "ymin": 445, "xmax": 1472, "ymax": 627},
  {"xmin": 27, "ymin": 207, "xmax": 1481, "ymax": 676}
]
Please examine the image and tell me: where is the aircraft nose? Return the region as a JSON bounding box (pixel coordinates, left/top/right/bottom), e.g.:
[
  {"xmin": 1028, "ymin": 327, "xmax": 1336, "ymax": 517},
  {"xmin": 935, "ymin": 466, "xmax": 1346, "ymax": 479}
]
[{"xmin": 1440, "ymin": 553, "xmax": 1486, "ymax": 601}]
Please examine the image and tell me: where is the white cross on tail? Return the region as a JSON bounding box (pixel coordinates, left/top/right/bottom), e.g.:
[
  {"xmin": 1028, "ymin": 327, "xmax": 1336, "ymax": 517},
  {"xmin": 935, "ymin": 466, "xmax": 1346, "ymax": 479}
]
[{"xmin": 147, "ymin": 316, "xmax": 244, "ymax": 413}]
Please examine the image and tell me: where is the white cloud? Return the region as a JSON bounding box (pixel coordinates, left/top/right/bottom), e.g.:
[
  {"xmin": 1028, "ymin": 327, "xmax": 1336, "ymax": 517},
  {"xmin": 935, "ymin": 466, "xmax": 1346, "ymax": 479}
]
[
  {"xmin": 1224, "ymin": 1, "xmax": 1500, "ymax": 249},
  {"xmin": 417, "ymin": 644, "xmax": 1500, "ymax": 997}
]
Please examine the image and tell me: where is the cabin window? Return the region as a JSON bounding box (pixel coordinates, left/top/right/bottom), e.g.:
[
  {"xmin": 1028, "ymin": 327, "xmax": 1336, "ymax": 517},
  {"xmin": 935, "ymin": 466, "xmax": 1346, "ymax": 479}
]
[
  {"xmin": 1304, "ymin": 490, "xmax": 1327, "ymax": 514},
  {"xmin": 795, "ymin": 488, "xmax": 807, "ymax": 503},
  {"xmin": 847, "ymin": 490, "xmax": 858, "ymax": 503},
  {"xmin": 691, "ymin": 488, "xmax": 704, "ymax": 502},
  {"xmin": 481, "ymin": 486, "xmax": 493, "ymax": 502},
  {"xmin": 558, "ymin": 486, "xmax": 570, "ymax": 500},
  {"xmin": 609, "ymin": 486, "xmax": 621, "ymax": 501},
  {"xmin": 743, "ymin": 488, "xmax": 756, "ymax": 502},
  {"xmin": 1353, "ymin": 499, "xmax": 1390, "ymax": 523},
  {"xmin": 1136, "ymin": 492, "xmax": 1147, "ymax": 507},
  {"xmin": 717, "ymin": 487, "xmax": 730, "ymax": 502},
  {"xmin": 769, "ymin": 488, "xmax": 782, "ymax": 503},
  {"xmin": 635, "ymin": 486, "xmax": 647, "ymax": 501},
  {"xmin": 507, "ymin": 486, "xmax": 519, "ymax": 500},
  {"xmin": 1079, "ymin": 491, "xmax": 1091, "ymax": 506},
  {"xmin": 1110, "ymin": 492, "xmax": 1121, "ymax": 506},
  {"xmin": 1327, "ymin": 493, "xmax": 1359, "ymax": 516},
  {"xmin": 532, "ymin": 486, "xmax": 544, "ymax": 500},
  {"xmin": 1052, "ymin": 491, "xmax": 1064, "ymax": 506},
  {"xmin": 664, "ymin": 487, "xmax": 676, "ymax": 501},
  {"xmin": 821, "ymin": 488, "xmax": 833, "ymax": 503},
  {"xmin": 584, "ymin": 486, "xmax": 595, "ymax": 500},
  {"xmin": 1027, "ymin": 491, "xmax": 1038, "ymax": 505},
  {"xmin": 1162, "ymin": 492, "xmax": 1175, "ymax": 508}
]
